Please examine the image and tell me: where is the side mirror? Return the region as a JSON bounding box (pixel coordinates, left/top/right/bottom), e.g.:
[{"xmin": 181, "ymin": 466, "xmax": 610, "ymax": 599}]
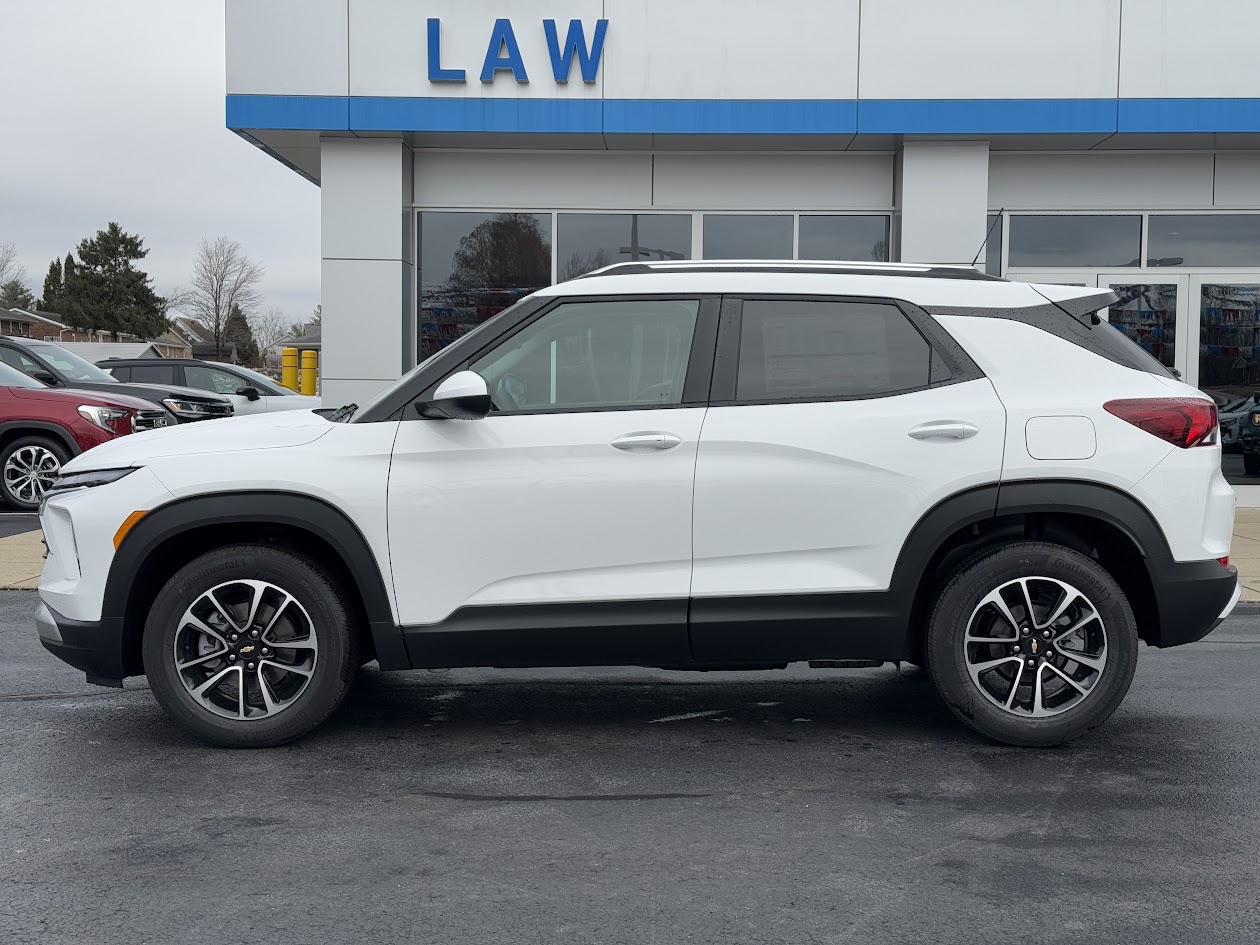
[
  {"xmin": 31, "ymin": 370, "xmax": 58, "ymax": 386},
  {"xmin": 414, "ymin": 371, "xmax": 491, "ymax": 420},
  {"xmin": 236, "ymin": 385, "xmax": 261, "ymax": 401}
]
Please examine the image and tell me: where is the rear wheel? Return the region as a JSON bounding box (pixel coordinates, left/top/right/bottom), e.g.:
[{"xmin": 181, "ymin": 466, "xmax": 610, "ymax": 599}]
[
  {"xmin": 926, "ymin": 541, "xmax": 1138, "ymax": 747},
  {"xmin": 1244, "ymin": 454, "xmax": 1260, "ymax": 476},
  {"xmin": 0, "ymin": 435, "xmax": 68, "ymax": 510},
  {"xmin": 142, "ymin": 544, "xmax": 359, "ymax": 747}
]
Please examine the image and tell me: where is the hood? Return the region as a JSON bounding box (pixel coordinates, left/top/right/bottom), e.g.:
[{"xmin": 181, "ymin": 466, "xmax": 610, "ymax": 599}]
[
  {"xmin": 8, "ymin": 385, "xmax": 164, "ymax": 412},
  {"xmin": 120, "ymin": 381, "xmax": 232, "ymax": 403},
  {"xmin": 62, "ymin": 408, "xmax": 335, "ymax": 472}
]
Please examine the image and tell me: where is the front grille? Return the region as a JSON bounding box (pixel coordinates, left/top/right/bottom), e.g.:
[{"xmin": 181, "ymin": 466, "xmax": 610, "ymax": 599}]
[
  {"xmin": 202, "ymin": 402, "xmax": 234, "ymax": 418},
  {"xmin": 134, "ymin": 410, "xmax": 169, "ymax": 432}
]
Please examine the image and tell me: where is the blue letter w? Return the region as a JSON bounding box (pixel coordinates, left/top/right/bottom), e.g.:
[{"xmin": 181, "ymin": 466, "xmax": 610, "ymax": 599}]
[{"xmin": 543, "ymin": 19, "xmax": 608, "ymax": 84}]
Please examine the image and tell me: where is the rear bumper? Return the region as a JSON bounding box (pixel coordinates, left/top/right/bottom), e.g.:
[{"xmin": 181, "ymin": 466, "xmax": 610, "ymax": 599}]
[
  {"xmin": 36, "ymin": 601, "xmax": 126, "ymax": 687},
  {"xmin": 1144, "ymin": 557, "xmax": 1239, "ymax": 647}
]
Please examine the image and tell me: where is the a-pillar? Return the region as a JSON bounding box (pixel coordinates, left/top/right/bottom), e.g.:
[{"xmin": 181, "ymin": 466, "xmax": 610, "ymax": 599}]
[
  {"xmin": 319, "ymin": 136, "xmax": 414, "ymax": 408},
  {"xmin": 895, "ymin": 141, "xmax": 990, "ymax": 267}
]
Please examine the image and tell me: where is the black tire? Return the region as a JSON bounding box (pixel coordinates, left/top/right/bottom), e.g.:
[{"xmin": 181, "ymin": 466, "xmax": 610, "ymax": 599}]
[
  {"xmin": 1245, "ymin": 454, "xmax": 1260, "ymax": 476},
  {"xmin": 926, "ymin": 541, "xmax": 1138, "ymax": 747},
  {"xmin": 0, "ymin": 435, "xmax": 69, "ymax": 510},
  {"xmin": 142, "ymin": 544, "xmax": 360, "ymax": 747}
]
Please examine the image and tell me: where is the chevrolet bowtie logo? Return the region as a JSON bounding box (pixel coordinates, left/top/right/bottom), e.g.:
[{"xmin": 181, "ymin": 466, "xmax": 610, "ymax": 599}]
[
  {"xmin": 1030, "ymin": 639, "xmax": 1039, "ymax": 654},
  {"xmin": 239, "ymin": 645, "xmax": 256, "ymax": 656}
]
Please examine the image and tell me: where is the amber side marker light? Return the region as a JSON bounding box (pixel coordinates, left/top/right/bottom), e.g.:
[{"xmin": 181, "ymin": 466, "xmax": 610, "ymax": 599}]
[{"xmin": 113, "ymin": 510, "xmax": 148, "ymax": 549}]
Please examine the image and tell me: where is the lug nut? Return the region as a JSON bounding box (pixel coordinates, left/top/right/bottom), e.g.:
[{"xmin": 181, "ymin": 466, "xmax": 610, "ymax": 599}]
[
  {"xmin": 1027, "ymin": 658, "xmax": 1036, "ymax": 667},
  {"xmin": 230, "ymin": 634, "xmax": 239, "ymax": 642},
  {"xmin": 250, "ymin": 630, "xmax": 260, "ymax": 639},
  {"xmin": 1020, "ymin": 627, "xmax": 1031, "ymax": 636},
  {"xmin": 228, "ymin": 654, "xmax": 237, "ymax": 662},
  {"xmin": 261, "ymin": 647, "xmax": 271, "ymax": 656},
  {"xmin": 1012, "ymin": 645, "xmax": 1021, "ymax": 654},
  {"xmin": 247, "ymin": 662, "xmax": 256, "ymax": 670},
  {"xmin": 1042, "ymin": 630, "xmax": 1052, "ymax": 639}
]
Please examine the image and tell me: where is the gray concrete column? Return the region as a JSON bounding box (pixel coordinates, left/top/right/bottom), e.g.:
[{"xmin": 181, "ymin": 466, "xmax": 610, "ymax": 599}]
[
  {"xmin": 895, "ymin": 141, "xmax": 990, "ymax": 267},
  {"xmin": 319, "ymin": 136, "xmax": 414, "ymax": 408}
]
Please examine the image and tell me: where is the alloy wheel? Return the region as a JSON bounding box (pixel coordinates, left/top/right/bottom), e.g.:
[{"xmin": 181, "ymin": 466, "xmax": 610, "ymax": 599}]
[
  {"xmin": 963, "ymin": 576, "xmax": 1108, "ymax": 717},
  {"xmin": 4, "ymin": 445, "xmax": 60, "ymax": 504},
  {"xmin": 173, "ymin": 579, "xmax": 319, "ymax": 721}
]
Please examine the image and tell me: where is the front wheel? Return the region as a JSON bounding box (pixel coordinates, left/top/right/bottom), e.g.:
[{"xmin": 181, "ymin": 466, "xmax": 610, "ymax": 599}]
[
  {"xmin": 1244, "ymin": 454, "xmax": 1260, "ymax": 476},
  {"xmin": 0, "ymin": 435, "xmax": 68, "ymax": 510},
  {"xmin": 142, "ymin": 544, "xmax": 360, "ymax": 747},
  {"xmin": 926, "ymin": 541, "xmax": 1138, "ymax": 747}
]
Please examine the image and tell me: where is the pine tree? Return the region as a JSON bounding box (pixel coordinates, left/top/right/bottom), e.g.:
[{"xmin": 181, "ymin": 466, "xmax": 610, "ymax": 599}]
[
  {"xmin": 59, "ymin": 223, "xmax": 167, "ymax": 340},
  {"xmin": 40, "ymin": 258, "xmax": 63, "ymax": 311},
  {"xmin": 0, "ymin": 279, "xmax": 34, "ymax": 310},
  {"xmin": 223, "ymin": 303, "xmax": 260, "ymax": 366}
]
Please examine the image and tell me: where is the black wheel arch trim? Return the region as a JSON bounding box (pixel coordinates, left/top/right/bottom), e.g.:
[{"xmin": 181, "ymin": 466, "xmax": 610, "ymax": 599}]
[
  {"xmin": 994, "ymin": 478, "xmax": 1172, "ymax": 558},
  {"xmin": 106, "ymin": 491, "xmax": 405, "ymax": 672},
  {"xmin": 0, "ymin": 420, "xmax": 81, "ymax": 457}
]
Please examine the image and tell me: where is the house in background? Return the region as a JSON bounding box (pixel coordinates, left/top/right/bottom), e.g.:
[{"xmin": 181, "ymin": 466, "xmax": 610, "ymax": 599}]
[
  {"xmin": 167, "ymin": 314, "xmax": 238, "ymax": 363},
  {"xmin": 61, "ymin": 341, "xmax": 188, "ymax": 362},
  {"xmin": 263, "ymin": 321, "xmax": 320, "ymax": 372},
  {"xmin": 1, "ymin": 308, "xmax": 193, "ymax": 357}
]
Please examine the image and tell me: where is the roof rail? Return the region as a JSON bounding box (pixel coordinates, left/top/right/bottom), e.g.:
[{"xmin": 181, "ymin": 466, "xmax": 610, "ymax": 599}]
[{"xmin": 574, "ymin": 259, "xmax": 1004, "ymax": 282}]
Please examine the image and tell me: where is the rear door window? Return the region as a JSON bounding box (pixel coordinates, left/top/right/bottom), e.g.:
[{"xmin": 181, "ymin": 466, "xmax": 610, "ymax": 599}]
[
  {"xmin": 128, "ymin": 363, "xmax": 176, "ymax": 385},
  {"xmin": 733, "ymin": 299, "xmax": 933, "ymax": 402}
]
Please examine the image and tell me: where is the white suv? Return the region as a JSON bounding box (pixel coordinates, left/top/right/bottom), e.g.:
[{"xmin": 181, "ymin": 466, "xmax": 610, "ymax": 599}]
[{"xmin": 35, "ymin": 261, "xmax": 1240, "ymax": 748}]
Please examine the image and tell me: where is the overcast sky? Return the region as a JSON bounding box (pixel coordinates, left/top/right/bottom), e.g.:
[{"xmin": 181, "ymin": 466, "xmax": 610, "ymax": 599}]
[{"xmin": 0, "ymin": 0, "xmax": 319, "ymax": 323}]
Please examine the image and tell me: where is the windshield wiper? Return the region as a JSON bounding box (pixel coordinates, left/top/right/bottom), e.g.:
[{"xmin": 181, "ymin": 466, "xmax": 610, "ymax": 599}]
[{"xmin": 329, "ymin": 402, "xmax": 358, "ymax": 423}]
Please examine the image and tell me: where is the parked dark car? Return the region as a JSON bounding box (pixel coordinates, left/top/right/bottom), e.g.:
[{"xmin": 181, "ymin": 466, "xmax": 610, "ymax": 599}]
[
  {"xmin": 0, "ymin": 361, "xmax": 167, "ymax": 509},
  {"xmin": 0, "ymin": 337, "xmax": 233, "ymax": 423},
  {"xmin": 97, "ymin": 357, "xmax": 321, "ymax": 415},
  {"xmin": 1237, "ymin": 396, "xmax": 1260, "ymax": 475}
]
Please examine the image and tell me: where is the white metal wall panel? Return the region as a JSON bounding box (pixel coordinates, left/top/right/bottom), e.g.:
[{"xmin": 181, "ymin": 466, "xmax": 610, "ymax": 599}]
[
  {"xmin": 859, "ymin": 0, "xmax": 1120, "ymax": 100},
  {"xmin": 349, "ymin": 0, "xmax": 604, "ymax": 98},
  {"xmin": 413, "ymin": 151, "xmax": 652, "ymax": 208},
  {"xmin": 1213, "ymin": 154, "xmax": 1260, "ymax": 208},
  {"xmin": 321, "ymin": 258, "xmax": 405, "ymax": 382},
  {"xmin": 1119, "ymin": 0, "xmax": 1260, "ymax": 98},
  {"xmin": 651, "ymin": 154, "xmax": 892, "ymax": 210},
  {"xmin": 322, "ymin": 138, "xmax": 410, "ymax": 260},
  {"xmin": 988, "ymin": 153, "xmax": 1215, "ymax": 209},
  {"xmin": 602, "ymin": 0, "xmax": 859, "ymax": 100},
  {"xmin": 898, "ymin": 142, "xmax": 989, "ymax": 265},
  {"xmin": 226, "ymin": 0, "xmax": 349, "ymax": 96}
]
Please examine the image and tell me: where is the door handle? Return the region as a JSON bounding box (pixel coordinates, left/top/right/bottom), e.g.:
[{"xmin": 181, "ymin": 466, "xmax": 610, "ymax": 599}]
[
  {"xmin": 908, "ymin": 420, "xmax": 980, "ymax": 440},
  {"xmin": 611, "ymin": 432, "xmax": 682, "ymax": 452}
]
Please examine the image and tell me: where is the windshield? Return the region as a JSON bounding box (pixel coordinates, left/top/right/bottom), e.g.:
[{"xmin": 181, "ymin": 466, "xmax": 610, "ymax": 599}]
[
  {"xmin": 231, "ymin": 364, "xmax": 289, "ymax": 396},
  {"xmin": 0, "ymin": 361, "xmax": 46, "ymax": 389},
  {"xmin": 33, "ymin": 344, "xmax": 117, "ymax": 382}
]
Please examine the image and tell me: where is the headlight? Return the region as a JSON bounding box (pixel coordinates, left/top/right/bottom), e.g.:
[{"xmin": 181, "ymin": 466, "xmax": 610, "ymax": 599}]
[
  {"xmin": 38, "ymin": 467, "xmax": 138, "ymax": 514},
  {"xmin": 163, "ymin": 398, "xmax": 231, "ymax": 419},
  {"xmin": 77, "ymin": 404, "xmax": 132, "ymax": 436}
]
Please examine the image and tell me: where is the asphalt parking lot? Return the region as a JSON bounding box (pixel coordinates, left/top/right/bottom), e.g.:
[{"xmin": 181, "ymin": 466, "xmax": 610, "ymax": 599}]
[{"xmin": 2, "ymin": 590, "xmax": 1259, "ymax": 945}]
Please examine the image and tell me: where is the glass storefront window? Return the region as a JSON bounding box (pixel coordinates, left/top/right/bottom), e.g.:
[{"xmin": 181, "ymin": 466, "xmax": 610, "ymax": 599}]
[
  {"xmin": 417, "ymin": 212, "xmax": 551, "ymax": 361},
  {"xmin": 984, "ymin": 214, "xmax": 1003, "ymax": 276},
  {"xmin": 1008, "ymin": 215, "xmax": 1141, "ymax": 268},
  {"xmin": 556, "ymin": 213, "xmax": 691, "ymax": 281},
  {"xmin": 797, "ymin": 215, "xmax": 890, "ymax": 262},
  {"xmin": 703, "ymin": 214, "xmax": 792, "ymax": 260},
  {"xmin": 1105, "ymin": 284, "xmax": 1177, "ymax": 370},
  {"xmin": 1199, "ymin": 283, "xmax": 1260, "ymax": 486},
  {"xmin": 1148, "ymin": 215, "xmax": 1260, "ymax": 268}
]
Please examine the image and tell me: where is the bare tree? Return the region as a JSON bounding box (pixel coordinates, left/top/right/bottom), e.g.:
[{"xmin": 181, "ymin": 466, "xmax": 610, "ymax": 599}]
[
  {"xmin": 161, "ymin": 284, "xmax": 195, "ymax": 317},
  {"xmin": 0, "ymin": 242, "xmax": 26, "ymax": 288},
  {"xmin": 187, "ymin": 237, "xmax": 265, "ymax": 356},
  {"xmin": 250, "ymin": 305, "xmax": 290, "ymax": 355}
]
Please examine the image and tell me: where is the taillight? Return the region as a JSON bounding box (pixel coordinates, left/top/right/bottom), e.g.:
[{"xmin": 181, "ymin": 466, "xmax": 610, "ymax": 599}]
[
  {"xmin": 1218, "ymin": 556, "xmax": 1231, "ymax": 568},
  {"xmin": 1103, "ymin": 398, "xmax": 1218, "ymax": 448}
]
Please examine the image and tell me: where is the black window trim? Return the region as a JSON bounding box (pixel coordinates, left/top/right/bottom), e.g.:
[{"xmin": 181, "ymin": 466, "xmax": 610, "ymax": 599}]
[
  {"xmin": 708, "ymin": 293, "xmax": 985, "ymax": 407},
  {"xmin": 402, "ymin": 293, "xmax": 722, "ymax": 419}
]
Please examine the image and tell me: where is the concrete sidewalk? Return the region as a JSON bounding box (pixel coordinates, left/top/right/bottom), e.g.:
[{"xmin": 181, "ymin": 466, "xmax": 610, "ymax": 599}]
[{"xmin": 3, "ymin": 514, "xmax": 1260, "ymax": 599}]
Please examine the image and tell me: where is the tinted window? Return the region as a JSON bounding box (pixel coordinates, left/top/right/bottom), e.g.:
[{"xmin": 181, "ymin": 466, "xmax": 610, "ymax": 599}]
[
  {"xmin": 797, "ymin": 216, "xmax": 890, "ymax": 262},
  {"xmin": 470, "ymin": 299, "xmax": 699, "ymax": 412},
  {"xmin": 556, "ymin": 213, "xmax": 691, "ymax": 281},
  {"xmin": 0, "ymin": 361, "xmax": 45, "ymax": 389},
  {"xmin": 984, "ymin": 214, "xmax": 1003, "ymax": 276},
  {"xmin": 1008, "ymin": 215, "xmax": 1141, "ymax": 268},
  {"xmin": 703, "ymin": 215, "xmax": 792, "ymax": 259},
  {"xmin": 1148, "ymin": 215, "xmax": 1260, "ymax": 267},
  {"xmin": 735, "ymin": 300, "xmax": 931, "ymax": 401},
  {"xmin": 128, "ymin": 363, "xmax": 176, "ymax": 385},
  {"xmin": 107, "ymin": 366, "xmax": 130, "ymax": 382},
  {"xmin": 419, "ymin": 211, "xmax": 551, "ymax": 362},
  {"xmin": 185, "ymin": 365, "xmax": 246, "ymax": 395},
  {"xmin": 0, "ymin": 346, "xmax": 42, "ymax": 376},
  {"xmin": 30, "ymin": 345, "xmax": 116, "ymax": 382}
]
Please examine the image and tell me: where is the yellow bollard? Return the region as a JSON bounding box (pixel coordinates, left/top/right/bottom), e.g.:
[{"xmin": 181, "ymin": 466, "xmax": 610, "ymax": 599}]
[
  {"xmin": 300, "ymin": 349, "xmax": 318, "ymax": 396},
  {"xmin": 281, "ymin": 347, "xmax": 298, "ymax": 391}
]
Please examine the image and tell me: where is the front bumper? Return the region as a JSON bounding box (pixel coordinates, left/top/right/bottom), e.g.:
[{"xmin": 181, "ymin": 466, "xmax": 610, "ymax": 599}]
[
  {"xmin": 36, "ymin": 601, "xmax": 126, "ymax": 687},
  {"xmin": 1145, "ymin": 557, "xmax": 1239, "ymax": 647}
]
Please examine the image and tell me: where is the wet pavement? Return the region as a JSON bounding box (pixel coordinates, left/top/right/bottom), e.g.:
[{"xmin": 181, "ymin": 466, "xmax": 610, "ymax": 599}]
[{"xmin": 1, "ymin": 590, "xmax": 1258, "ymax": 945}]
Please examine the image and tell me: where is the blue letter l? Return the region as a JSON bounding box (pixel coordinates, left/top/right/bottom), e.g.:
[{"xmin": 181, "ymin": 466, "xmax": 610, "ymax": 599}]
[{"xmin": 428, "ymin": 18, "xmax": 466, "ymax": 82}]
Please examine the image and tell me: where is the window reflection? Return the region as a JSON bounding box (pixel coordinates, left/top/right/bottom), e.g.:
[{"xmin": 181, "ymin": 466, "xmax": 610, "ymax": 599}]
[
  {"xmin": 984, "ymin": 214, "xmax": 1003, "ymax": 276},
  {"xmin": 556, "ymin": 213, "xmax": 691, "ymax": 281},
  {"xmin": 418, "ymin": 212, "xmax": 551, "ymax": 361},
  {"xmin": 703, "ymin": 215, "xmax": 793, "ymax": 259},
  {"xmin": 1008, "ymin": 215, "xmax": 1141, "ymax": 268},
  {"xmin": 1199, "ymin": 284, "xmax": 1260, "ymax": 485},
  {"xmin": 797, "ymin": 216, "xmax": 890, "ymax": 262},
  {"xmin": 1149, "ymin": 215, "xmax": 1260, "ymax": 268},
  {"xmin": 1105, "ymin": 284, "xmax": 1177, "ymax": 369}
]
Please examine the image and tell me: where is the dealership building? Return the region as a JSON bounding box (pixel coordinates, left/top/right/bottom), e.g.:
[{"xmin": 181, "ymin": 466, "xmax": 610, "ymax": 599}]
[{"xmin": 226, "ymin": 0, "xmax": 1260, "ymax": 493}]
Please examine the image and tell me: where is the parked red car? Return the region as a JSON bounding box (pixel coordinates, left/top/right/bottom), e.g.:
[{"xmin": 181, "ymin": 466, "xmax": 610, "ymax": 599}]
[{"xmin": 0, "ymin": 361, "xmax": 168, "ymax": 510}]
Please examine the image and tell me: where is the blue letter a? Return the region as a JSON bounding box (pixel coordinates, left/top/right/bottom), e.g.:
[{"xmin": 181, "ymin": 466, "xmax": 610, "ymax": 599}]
[
  {"xmin": 427, "ymin": 19, "xmax": 465, "ymax": 82},
  {"xmin": 544, "ymin": 19, "xmax": 608, "ymax": 84},
  {"xmin": 480, "ymin": 19, "xmax": 529, "ymax": 83}
]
